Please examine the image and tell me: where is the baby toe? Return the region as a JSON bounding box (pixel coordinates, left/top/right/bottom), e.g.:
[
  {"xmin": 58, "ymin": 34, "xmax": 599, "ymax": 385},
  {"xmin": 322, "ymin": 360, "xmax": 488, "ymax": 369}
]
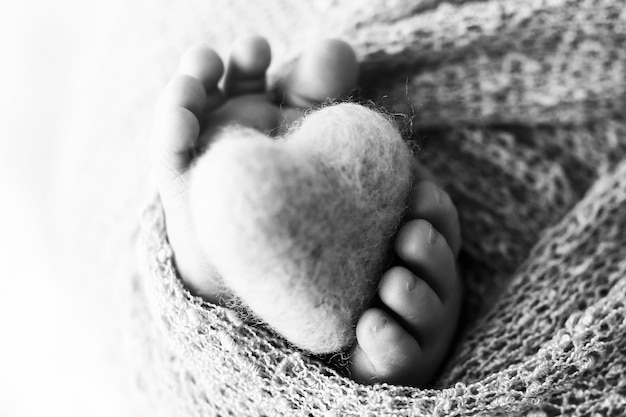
[
  {"xmin": 394, "ymin": 219, "xmax": 458, "ymax": 302},
  {"xmin": 150, "ymin": 106, "xmax": 199, "ymax": 182},
  {"xmin": 351, "ymin": 308, "xmax": 424, "ymax": 385},
  {"xmin": 406, "ymin": 180, "xmax": 461, "ymax": 256},
  {"xmin": 378, "ymin": 266, "xmax": 444, "ymax": 348},
  {"xmin": 223, "ymin": 36, "xmax": 271, "ymax": 97},
  {"xmin": 282, "ymin": 39, "xmax": 358, "ymax": 108},
  {"xmin": 158, "ymin": 74, "xmax": 207, "ymax": 118},
  {"xmin": 179, "ymin": 44, "xmax": 224, "ymax": 91},
  {"xmin": 178, "ymin": 44, "xmax": 225, "ymax": 112},
  {"xmin": 350, "ymin": 261, "xmax": 462, "ymax": 386},
  {"xmin": 152, "ymin": 75, "xmax": 206, "ymax": 184}
]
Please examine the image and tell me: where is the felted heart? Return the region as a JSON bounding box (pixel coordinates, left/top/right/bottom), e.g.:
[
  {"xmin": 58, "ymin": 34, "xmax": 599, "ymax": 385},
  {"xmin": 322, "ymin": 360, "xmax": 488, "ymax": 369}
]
[{"xmin": 189, "ymin": 103, "xmax": 414, "ymax": 353}]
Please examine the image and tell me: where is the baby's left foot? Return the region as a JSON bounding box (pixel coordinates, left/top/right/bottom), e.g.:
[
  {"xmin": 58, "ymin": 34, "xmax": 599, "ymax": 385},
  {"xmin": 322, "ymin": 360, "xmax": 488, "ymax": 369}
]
[{"xmin": 350, "ymin": 179, "xmax": 462, "ymax": 387}]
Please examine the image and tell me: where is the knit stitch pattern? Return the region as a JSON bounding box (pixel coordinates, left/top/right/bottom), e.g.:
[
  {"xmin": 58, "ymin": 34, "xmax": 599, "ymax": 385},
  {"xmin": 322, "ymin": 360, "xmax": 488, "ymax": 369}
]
[{"xmin": 130, "ymin": 0, "xmax": 626, "ymax": 415}]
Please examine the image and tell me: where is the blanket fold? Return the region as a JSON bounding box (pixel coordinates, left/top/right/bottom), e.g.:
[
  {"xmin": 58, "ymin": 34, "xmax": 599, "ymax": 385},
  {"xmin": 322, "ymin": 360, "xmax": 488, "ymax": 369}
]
[{"xmin": 132, "ymin": 154, "xmax": 626, "ymax": 415}]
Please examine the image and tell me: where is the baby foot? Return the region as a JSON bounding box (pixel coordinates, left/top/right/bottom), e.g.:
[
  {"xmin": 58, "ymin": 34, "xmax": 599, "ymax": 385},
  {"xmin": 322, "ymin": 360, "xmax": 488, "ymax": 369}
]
[
  {"xmin": 350, "ymin": 179, "xmax": 462, "ymax": 387},
  {"xmin": 149, "ymin": 36, "xmax": 358, "ymax": 303}
]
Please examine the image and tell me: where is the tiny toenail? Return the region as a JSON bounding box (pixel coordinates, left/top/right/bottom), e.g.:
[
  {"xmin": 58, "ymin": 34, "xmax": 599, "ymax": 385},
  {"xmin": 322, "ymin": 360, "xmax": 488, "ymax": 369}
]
[
  {"xmin": 373, "ymin": 317, "xmax": 388, "ymax": 333},
  {"xmin": 428, "ymin": 225, "xmax": 437, "ymax": 245},
  {"xmin": 406, "ymin": 275, "xmax": 416, "ymax": 291}
]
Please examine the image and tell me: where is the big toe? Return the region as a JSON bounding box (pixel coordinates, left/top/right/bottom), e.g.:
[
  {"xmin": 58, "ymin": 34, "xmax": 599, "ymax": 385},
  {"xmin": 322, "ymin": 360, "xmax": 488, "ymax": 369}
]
[{"xmin": 282, "ymin": 39, "xmax": 358, "ymax": 108}]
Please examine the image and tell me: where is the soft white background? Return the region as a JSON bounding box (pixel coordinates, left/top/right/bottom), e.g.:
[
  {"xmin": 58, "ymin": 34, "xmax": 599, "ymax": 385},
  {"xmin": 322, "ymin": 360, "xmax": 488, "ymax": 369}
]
[
  {"xmin": 0, "ymin": 0, "xmax": 130, "ymax": 415},
  {"xmin": 0, "ymin": 1, "xmax": 352, "ymax": 414}
]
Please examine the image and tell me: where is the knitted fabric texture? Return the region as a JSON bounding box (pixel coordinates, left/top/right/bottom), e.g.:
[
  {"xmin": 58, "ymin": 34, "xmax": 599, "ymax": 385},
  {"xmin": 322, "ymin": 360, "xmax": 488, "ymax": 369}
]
[
  {"xmin": 130, "ymin": 0, "xmax": 626, "ymax": 415},
  {"xmin": 189, "ymin": 104, "xmax": 413, "ymax": 354}
]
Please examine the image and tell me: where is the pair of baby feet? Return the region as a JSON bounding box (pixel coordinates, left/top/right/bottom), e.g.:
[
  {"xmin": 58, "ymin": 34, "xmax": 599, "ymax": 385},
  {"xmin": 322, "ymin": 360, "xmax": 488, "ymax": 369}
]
[{"xmin": 150, "ymin": 36, "xmax": 462, "ymax": 387}]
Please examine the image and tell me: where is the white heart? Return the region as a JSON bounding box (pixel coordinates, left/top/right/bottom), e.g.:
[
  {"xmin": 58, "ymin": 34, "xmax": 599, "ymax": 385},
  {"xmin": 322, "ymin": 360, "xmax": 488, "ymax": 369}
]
[{"xmin": 190, "ymin": 103, "xmax": 414, "ymax": 353}]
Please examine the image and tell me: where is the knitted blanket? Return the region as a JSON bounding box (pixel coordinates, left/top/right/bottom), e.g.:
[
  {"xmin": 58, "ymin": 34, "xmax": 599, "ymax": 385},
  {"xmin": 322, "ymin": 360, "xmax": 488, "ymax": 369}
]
[{"xmin": 56, "ymin": 0, "xmax": 626, "ymax": 415}]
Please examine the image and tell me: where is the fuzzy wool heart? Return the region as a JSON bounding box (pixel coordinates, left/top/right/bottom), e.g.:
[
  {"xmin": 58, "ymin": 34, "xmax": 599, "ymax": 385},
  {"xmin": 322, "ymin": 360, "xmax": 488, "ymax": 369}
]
[{"xmin": 189, "ymin": 103, "xmax": 414, "ymax": 353}]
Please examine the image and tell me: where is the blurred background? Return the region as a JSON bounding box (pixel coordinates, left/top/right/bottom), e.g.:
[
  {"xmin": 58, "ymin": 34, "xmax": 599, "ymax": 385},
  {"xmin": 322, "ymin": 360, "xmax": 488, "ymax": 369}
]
[{"xmin": 0, "ymin": 0, "xmax": 131, "ymax": 415}]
